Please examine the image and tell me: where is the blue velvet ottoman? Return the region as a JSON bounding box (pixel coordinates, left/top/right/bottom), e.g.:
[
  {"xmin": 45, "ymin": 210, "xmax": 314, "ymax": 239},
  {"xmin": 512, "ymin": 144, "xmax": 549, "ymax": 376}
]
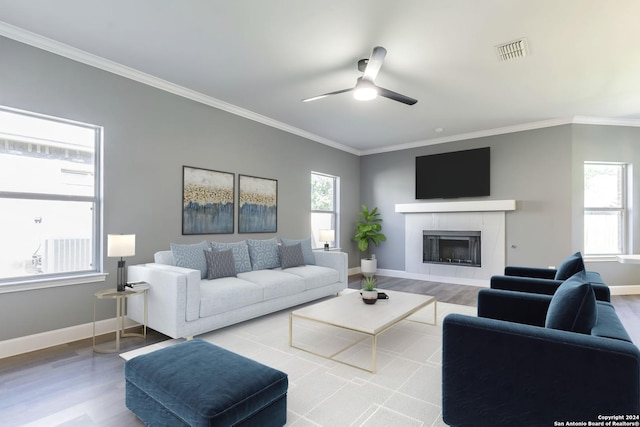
[{"xmin": 124, "ymin": 339, "xmax": 288, "ymax": 426}]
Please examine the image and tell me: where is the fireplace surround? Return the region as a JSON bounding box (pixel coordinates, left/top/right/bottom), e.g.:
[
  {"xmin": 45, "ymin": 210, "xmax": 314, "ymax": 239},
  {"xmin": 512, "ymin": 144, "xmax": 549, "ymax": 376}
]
[{"xmin": 396, "ymin": 200, "xmax": 516, "ymax": 286}]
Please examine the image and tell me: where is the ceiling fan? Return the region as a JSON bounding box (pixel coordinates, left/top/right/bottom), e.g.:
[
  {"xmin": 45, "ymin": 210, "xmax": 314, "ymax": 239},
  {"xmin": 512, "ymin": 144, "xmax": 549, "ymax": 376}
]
[{"xmin": 302, "ymin": 46, "xmax": 418, "ymax": 105}]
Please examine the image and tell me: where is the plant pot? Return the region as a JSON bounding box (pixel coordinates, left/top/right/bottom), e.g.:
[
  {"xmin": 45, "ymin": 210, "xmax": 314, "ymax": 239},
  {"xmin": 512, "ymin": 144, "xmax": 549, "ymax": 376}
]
[
  {"xmin": 361, "ymin": 258, "xmax": 377, "ymax": 278},
  {"xmin": 361, "ymin": 289, "xmax": 378, "ymax": 305}
]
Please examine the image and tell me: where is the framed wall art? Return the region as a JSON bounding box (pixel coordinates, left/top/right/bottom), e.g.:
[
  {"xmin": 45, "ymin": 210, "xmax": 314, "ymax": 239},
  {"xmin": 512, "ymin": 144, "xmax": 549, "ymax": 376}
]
[
  {"xmin": 238, "ymin": 174, "xmax": 277, "ymax": 233},
  {"xmin": 182, "ymin": 166, "xmax": 235, "ymax": 234}
]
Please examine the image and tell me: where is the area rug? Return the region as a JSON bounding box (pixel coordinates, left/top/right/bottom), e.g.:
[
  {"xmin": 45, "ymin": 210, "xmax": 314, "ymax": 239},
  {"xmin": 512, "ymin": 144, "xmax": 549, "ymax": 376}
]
[{"xmin": 121, "ymin": 298, "xmax": 476, "ymax": 426}]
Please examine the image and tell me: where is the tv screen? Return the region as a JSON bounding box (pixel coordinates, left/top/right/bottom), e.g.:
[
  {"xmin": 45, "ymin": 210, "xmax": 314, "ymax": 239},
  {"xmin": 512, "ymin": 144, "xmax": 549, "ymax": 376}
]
[{"xmin": 415, "ymin": 147, "xmax": 490, "ymax": 199}]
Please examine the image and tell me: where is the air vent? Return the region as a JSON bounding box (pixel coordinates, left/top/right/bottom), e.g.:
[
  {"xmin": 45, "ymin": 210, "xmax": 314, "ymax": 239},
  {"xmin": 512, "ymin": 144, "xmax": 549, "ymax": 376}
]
[{"xmin": 495, "ymin": 38, "xmax": 529, "ymax": 61}]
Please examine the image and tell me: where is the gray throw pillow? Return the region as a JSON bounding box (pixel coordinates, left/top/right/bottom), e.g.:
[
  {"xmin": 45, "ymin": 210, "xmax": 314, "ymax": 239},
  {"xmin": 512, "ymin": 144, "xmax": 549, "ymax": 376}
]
[
  {"xmin": 280, "ymin": 237, "xmax": 316, "ymax": 265},
  {"xmin": 279, "ymin": 243, "xmax": 305, "ymax": 269},
  {"xmin": 210, "ymin": 240, "xmax": 252, "ymax": 273},
  {"xmin": 204, "ymin": 249, "xmax": 236, "ymax": 280}
]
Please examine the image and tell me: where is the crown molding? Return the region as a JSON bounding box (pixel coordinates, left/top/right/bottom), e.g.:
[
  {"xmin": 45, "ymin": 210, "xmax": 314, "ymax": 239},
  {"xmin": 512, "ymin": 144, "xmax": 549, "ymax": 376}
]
[
  {"xmin": 3, "ymin": 22, "xmax": 638, "ymax": 158},
  {"xmin": 0, "ymin": 22, "xmax": 360, "ymax": 156}
]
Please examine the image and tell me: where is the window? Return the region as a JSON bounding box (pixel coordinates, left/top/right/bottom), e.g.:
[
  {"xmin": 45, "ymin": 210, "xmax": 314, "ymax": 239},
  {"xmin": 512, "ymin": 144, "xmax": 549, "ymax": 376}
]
[
  {"xmin": 584, "ymin": 162, "xmax": 627, "ymax": 256},
  {"xmin": 311, "ymin": 172, "xmax": 339, "ymax": 249},
  {"xmin": 0, "ymin": 106, "xmax": 101, "ymax": 283}
]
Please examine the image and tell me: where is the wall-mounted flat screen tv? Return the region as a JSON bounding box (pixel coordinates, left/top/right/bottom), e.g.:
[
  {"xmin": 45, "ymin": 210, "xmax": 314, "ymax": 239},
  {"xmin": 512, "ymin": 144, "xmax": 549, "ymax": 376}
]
[{"xmin": 415, "ymin": 147, "xmax": 490, "ymax": 199}]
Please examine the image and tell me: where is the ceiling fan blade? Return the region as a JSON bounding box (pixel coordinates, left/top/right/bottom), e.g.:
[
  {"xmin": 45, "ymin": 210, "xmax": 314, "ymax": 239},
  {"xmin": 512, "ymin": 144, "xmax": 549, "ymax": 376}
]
[
  {"xmin": 302, "ymin": 87, "xmax": 354, "ymax": 102},
  {"xmin": 362, "ymin": 46, "xmax": 387, "ymax": 81},
  {"xmin": 377, "ymin": 86, "xmax": 418, "ymax": 105}
]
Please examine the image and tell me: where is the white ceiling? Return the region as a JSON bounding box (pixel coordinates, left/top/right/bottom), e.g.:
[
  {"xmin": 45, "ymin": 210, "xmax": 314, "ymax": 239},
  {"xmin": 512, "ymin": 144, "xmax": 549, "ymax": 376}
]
[{"xmin": 1, "ymin": 0, "xmax": 640, "ymax": 155}]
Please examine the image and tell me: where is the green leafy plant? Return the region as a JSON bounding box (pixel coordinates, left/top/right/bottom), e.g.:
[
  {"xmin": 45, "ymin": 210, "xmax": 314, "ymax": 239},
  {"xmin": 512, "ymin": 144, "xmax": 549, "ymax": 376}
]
[
  {"xmin": 362, "ymin": 276, "xmax": 377, "ymax": 291},
  {"xmin": 353, "ymin": 205, "xmax": 386, "ymax": 259}
]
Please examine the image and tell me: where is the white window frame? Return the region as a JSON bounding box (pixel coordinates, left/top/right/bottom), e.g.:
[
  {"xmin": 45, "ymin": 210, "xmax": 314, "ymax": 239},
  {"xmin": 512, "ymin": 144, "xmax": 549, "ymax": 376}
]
[
  {"xmin": 0, "ymin": 106, "xmax": 104, "ymax": 292},
  {"xmin": 311, "ymin": 172, "xmax": 340, "ymax": 250},
  {"xmin": 583, "ymin": 161, "xmax": 628, "ymax": 257}
]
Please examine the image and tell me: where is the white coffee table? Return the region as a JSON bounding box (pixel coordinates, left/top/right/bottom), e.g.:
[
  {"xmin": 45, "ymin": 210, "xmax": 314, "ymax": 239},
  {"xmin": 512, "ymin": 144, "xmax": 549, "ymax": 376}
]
[{"xmin": 289, "ymin": 290, "xmax": 436, "ymax": 373}]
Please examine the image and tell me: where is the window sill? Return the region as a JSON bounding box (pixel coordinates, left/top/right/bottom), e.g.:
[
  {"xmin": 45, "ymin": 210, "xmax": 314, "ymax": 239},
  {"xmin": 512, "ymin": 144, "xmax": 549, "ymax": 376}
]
[
  {"xmin": 0, "ymin": 273, "xmax": 107, "ymax": 294},
  {"xmin": 583, "ymin": 255, "xmax": 620, "ymax": 263}
]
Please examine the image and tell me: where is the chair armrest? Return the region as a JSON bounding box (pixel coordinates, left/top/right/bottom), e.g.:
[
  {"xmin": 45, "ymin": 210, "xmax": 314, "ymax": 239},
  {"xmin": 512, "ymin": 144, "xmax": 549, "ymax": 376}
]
[
  {"xmin": 313, "ymin": 250, "xmax": 348, "ymax": 284},
  {"xmin": 491, "ymin": 275, "xmax": 611, "ymax": 302},
  {"xmin": 443, "ymin": 314, "xmax": 640, "ymax": 426},
  {"xmin": 491, "ymin": 274, "xmax": 562, "ymax": 295},
  {"xmin": 504, "ymin": 265, "xmax": 557, "ymax": 279},
  {"xmin": 478, "ymin": 288, "xmax": 550, "ymax": 326}
]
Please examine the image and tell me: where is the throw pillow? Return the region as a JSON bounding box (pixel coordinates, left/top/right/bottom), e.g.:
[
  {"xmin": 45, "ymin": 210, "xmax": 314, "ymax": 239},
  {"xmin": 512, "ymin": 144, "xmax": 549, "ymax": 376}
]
[
  {"xmin": 247, "ymin": 238, "xmax": 280, "ymax": 270},
  {"xmin": 170, "ymin": 241, "xmax": 209, "ymax": 279},
  {"xmin": 279, "ymin": 243, "xmax": 305, "ymax": 269},
  {"xmin": 545, "ymin": 272, "xmax": 597, "ymax": 334},
  {"xmin": 204, "ymin": 249, "xmax": 237, "ymax": 280},
  {"xmin": 554, "ymin": 251, "xmax": 585, "ymax": 280},
  {"xmin": 280, "ymin": 237, "xmax": 316, "ymax": 265},
  {"xmin": 210, "ymin": 240, "xmax": 252, "ymax": 273}
]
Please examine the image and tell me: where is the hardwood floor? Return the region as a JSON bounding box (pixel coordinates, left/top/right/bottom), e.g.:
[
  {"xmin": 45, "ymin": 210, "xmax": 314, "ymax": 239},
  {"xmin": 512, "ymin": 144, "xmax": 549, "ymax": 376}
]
[{"xmin": 1, "ymin": 278, "xmax": 638, "ymax": 426}]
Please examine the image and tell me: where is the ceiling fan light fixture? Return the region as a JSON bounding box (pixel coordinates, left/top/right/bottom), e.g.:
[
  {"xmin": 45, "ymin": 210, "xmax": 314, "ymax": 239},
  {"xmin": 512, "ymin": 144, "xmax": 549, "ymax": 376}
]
[
  {"xmin": 354, "ymin": 86, "xmax": 377, "ymax": 101},
  {"xmin": 353, "ymin": 78, "xmax": 377, "ymax": 101}
]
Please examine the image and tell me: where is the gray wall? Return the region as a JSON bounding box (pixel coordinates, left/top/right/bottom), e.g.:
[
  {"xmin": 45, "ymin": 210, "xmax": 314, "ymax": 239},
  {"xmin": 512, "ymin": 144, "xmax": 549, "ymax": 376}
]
[
  {"xmin": 0, "ymin": 37, "xmax": 360, "ymax": 341},
  {"xmin": 360, "ymin": 126, "xmax": 574, "ymax": 271},
  {"xmin": 361, "ymin": 124, "xmax": 640, "ymax": 286}
]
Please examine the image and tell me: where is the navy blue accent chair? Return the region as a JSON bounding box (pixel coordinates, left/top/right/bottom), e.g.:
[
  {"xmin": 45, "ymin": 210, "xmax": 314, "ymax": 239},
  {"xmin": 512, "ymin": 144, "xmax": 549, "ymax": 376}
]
[{"xmin": 442, "ymin": 285, "xmax": 640, "ymax": 426}]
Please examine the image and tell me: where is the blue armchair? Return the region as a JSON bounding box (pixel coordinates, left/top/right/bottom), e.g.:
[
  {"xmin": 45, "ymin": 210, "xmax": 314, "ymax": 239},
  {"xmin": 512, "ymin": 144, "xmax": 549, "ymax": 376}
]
[
  {"xmin": 493, "ymin": 252, "xmax": 611, "ymax": 302},
  {"xmin": 442, "ymin": 285, "xmax": 640, "ymax": 426}
]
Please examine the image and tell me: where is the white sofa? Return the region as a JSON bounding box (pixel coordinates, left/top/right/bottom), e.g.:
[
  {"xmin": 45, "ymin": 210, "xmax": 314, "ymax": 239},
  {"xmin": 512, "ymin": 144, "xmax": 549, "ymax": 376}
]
[{"xmin": 126, "ymin": 248, "xmax": 348, "ymax": 339}]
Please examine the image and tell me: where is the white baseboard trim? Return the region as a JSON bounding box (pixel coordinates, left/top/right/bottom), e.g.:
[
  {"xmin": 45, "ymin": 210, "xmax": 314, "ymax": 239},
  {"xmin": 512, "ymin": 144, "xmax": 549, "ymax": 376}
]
[
  {"xmin": 0, "ymin": 317, "xmax": 140, "ymax": 359},
  {"xmin": 609, "ymin": 285, "xmax": 640, "ymax": 295}
]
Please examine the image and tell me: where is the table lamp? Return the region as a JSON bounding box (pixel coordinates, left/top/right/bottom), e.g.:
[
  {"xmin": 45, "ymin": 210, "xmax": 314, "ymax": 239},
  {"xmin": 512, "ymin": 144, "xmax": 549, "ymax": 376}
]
[
  {"xmin": 319, "ymin": 229, "xmax": 335, "ymax": 251},
  {"xmin": 107, "ymin": 234, "xmax": 136, "ymax": 292}
]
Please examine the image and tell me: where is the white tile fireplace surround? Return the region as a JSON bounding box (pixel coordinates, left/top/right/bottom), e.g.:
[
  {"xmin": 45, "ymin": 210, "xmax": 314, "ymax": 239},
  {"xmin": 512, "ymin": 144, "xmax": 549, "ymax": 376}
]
[{"xmin": 396, "ymin": 200, "xmax": 516, "ymax": 287}]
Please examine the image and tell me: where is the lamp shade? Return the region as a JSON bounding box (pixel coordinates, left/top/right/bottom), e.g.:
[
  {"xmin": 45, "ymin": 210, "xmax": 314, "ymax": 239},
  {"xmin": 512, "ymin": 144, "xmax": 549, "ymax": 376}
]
[
  {"xmin": 319, "ymin": 229, "xmax": 335, "ymax": 243},
  {"xmin": 107, "ymin": 234, "xmax": 136, "ymax": 257}
]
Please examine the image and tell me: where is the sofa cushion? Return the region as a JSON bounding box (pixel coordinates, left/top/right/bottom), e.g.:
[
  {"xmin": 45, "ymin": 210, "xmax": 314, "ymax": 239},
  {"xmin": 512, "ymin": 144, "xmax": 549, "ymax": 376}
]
[
  {"xmin": 210, "ymin": 240, "xmax": 252, "ymax": 273},
  {"xmin": 279, "ymin": 243, "xmax": 305, "ymax": 269},
  {"xmin": 248, "ymin": 238, "xmax": 281, "ymax": 270},
  {"xmin": 554, "ymin": 251, "xmax": 585, "ymax": 280},
  {"xmin": 592, "ymin": 301, "xmax": 633, "ymax": 342},
  {"xmin": 237, "ymin": 270, "xmax": 305, "ymax": 301},
  {"xmin": 280, "ymin": 237, "xmax": 316, "ymax": 265},
  {"xmin": 199, "ymin": 277, "xmax": 264, "ymax": 317},
  {"xmin": 204, "ymin": 249, "xmax": 236, "ymax": 279},
  {"xmin": 170, "ymin": 241, "xmax": 209, "ymax": 279},
  {"xmin": 281, "ymin": 265, "xmax": 340, "ymax": 290},
  {"xmin": 545, "ymin": 272, "xmax": 597, "ymax": 334}
]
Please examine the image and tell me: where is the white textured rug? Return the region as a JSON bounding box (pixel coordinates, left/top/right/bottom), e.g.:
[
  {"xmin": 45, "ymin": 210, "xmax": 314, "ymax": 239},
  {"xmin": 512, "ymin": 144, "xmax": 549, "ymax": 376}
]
[{"xmin": 121, "ymin": 296, "xmax": 476, "ymax": 427}]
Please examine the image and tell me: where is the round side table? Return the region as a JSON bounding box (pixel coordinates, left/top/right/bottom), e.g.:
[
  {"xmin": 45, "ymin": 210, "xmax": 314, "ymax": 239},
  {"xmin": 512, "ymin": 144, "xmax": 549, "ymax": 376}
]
[{"xmin": 93, "ymin": 283, "xmax": 149, "ymax": 353}]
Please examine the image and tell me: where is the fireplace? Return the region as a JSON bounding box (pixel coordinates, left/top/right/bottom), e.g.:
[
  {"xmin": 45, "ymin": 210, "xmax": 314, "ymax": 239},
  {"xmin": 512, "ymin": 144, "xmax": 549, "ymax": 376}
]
[{"xmin": 423, "ymin": 230, "xmax": 481, "ymax": 267}]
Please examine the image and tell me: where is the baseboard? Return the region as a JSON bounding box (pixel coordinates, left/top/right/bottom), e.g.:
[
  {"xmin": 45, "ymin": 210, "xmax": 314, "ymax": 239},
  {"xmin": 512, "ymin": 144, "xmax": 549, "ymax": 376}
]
[
  {"xmin": 0, "ymin": 317, "xmax": 140, "ymax": 359},
  {"xmin": 609, "ymin": 285, "xmax": 640, "ymax": 295}
]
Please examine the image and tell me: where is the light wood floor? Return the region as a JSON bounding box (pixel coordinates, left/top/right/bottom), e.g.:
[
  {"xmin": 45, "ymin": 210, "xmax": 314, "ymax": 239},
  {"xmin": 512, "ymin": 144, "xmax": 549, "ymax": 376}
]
[{"xmin": 1, "ymin": 277, "xmax": 638, "ymax": 426}]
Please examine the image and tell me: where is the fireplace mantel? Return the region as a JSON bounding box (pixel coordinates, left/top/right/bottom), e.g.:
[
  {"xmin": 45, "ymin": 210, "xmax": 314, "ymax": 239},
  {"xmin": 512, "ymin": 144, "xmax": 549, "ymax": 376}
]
[{"xmin": 395, "ymin": 199, "xmax": 516, "ymax": 214}]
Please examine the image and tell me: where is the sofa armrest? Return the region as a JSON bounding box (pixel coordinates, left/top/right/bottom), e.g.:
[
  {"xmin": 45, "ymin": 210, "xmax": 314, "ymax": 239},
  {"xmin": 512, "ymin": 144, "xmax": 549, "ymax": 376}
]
[
  {"xmin": 443, "ymin": 314, "xmax": 640, "ymax": 426},
  {"xmin": 313, "ymin": 250, "xmax": 348, "ymax": 284},
  {"xmin": 478, "ymin": 288, "xmax": 550, "ymax": 326},
  {"xmin": 128, "ymin": 264, "xmax": 201, "ymax": 338},
  {"xmin": 504, "ymin": 265, "xmax": 557, "ymax": 279},
  {"xmin": 491, "ymin": 274, "xmax": 611, "ymax": 302}
]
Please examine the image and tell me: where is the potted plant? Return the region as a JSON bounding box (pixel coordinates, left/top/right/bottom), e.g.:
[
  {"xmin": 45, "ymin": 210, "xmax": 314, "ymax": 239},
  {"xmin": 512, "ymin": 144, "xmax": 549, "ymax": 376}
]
[
  {"xmin": 361, "ymin": 276, "xmax": 378, "ymax": 304},
  {"xmin": 353, "ymin": 205, "xmax": 386, "ymax": 277}
]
